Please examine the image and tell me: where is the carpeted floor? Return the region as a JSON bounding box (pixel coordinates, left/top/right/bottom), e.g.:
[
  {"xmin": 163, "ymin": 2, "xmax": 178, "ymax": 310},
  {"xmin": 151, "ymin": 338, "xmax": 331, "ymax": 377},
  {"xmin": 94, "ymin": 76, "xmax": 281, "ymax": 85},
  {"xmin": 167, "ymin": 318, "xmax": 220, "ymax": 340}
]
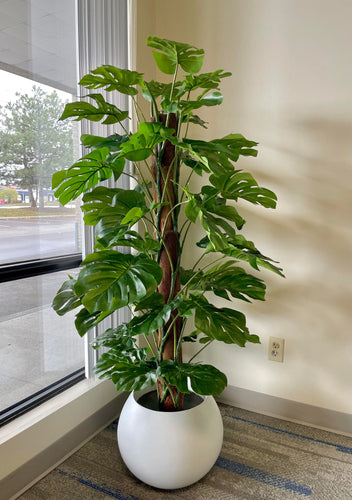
[{"xmin": 19, "ymin": 403, "xmax": 352, "ymax": 499}]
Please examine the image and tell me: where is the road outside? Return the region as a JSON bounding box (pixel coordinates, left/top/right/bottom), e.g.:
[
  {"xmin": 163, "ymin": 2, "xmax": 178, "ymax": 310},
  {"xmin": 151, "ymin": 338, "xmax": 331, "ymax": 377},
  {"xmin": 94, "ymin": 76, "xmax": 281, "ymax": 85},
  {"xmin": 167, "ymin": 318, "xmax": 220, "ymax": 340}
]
[{"xmin": 0, "ymin": 215, "xmax": 80, "ymax": 264}]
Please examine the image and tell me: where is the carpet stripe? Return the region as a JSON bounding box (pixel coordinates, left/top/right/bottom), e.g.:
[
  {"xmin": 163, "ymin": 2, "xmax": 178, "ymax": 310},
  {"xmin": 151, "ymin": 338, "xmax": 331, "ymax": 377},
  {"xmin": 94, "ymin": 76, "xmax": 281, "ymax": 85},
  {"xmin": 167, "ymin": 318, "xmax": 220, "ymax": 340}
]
[
  {"xmin": 215, "ymin": 456, "xmax": 312, "ymax": 496},
  {"xmin": 56, "ymin": 469, "xmax": 141, "ymax": 500},
  {"xmin": 224, "ymin": 414, "xmax": 352, "ymax": 454}
]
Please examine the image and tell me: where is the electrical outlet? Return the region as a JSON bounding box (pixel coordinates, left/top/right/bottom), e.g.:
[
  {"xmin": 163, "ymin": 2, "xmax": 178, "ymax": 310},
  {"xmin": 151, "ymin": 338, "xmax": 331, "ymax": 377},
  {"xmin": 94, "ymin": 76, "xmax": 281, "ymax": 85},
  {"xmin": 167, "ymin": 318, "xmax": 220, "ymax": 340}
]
[{"xmin": 268, "ymin": 336, "xmax": 285, "ymax": 362}]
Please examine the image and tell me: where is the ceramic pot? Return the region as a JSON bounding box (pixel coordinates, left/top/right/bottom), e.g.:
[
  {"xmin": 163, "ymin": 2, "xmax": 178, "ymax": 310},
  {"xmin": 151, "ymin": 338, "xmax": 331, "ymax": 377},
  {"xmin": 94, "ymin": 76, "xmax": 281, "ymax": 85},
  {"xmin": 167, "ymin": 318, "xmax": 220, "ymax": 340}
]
[{"xmin": 117, "ymin": 388, "xmax": 223, "ymax": 489}]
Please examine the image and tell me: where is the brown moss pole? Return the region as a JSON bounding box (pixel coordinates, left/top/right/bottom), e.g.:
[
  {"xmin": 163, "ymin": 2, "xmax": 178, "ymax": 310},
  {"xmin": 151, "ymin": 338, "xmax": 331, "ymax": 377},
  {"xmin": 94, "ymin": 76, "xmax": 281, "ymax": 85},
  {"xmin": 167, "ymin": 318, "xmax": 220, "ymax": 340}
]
[{"xmin": 151, "ymin": 113, "xmax": 183, "ymax": 411}]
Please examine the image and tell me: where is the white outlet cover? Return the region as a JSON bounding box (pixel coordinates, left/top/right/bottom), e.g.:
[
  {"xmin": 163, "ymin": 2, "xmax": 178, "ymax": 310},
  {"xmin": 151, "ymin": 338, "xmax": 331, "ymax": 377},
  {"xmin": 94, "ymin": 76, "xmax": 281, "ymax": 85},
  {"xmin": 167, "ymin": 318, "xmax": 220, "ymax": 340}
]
[{"xmin": 268, "ymin": 336, "xmax": 285, "ymax": 362}]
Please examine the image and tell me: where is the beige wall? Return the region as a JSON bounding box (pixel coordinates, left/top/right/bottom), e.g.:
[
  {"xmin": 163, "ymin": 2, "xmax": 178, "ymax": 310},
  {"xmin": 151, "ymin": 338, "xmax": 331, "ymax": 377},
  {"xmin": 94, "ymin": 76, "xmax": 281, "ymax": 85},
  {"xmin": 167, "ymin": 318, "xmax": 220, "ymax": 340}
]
[{"xmin": 135, "ymin": 0, "xmax": 352, "ymax": 414}]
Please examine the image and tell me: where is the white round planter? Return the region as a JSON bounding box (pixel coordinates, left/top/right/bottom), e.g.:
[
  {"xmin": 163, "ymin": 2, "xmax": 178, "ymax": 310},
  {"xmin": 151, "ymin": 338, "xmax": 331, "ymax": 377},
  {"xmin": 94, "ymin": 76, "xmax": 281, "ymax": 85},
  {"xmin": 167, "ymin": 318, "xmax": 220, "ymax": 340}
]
[{"xmin": 117, "ymin": 388, "xmax": 223, "ymax": 489}]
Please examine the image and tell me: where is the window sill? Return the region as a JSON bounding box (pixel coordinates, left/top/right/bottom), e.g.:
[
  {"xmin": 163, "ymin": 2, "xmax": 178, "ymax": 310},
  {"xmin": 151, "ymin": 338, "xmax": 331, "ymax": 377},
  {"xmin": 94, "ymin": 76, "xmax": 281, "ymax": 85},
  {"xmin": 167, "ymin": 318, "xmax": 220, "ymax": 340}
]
[{"xmin": 0, "ymin": 378, "xmax": 127, "ymax": 499}]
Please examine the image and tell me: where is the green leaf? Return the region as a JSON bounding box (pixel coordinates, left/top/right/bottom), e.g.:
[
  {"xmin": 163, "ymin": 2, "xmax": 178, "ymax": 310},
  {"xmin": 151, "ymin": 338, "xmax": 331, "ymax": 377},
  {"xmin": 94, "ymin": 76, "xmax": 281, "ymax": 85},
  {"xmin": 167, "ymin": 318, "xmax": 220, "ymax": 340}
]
[
  {"xmin": 142, "ymin": 232, "xmax": 162, "ymax": 252},
  {"xmin": 142, "ymin": 80, "xmax": 185, "ymax": 102},
  {"xmin": 182, "ymin": 331, "xmax": 198, "ymax": 343},
  {"xmin": 210, "ymin": 171, "xmax": 277, "ymax": 208},
  {"xmin": 60, "ymin": 94, "xmax": 128, "ymax": 124},
  {"xmin": 80, "ymin": 133, "xmax": 128, "ymax": 152},
  {"xmin": 52, "ymin": 148, "xmax": 124, "ymax": 205},
  {"xmin": 211, "ymin": 134, "xmax": 258, "ymax": 162},
  {"xmin": 134, "ymin": 292, "xmax": 165, "ymax": 312},
  {"xmin": 147, "ymin": 36, "xmax": 204, "ymax": 74},
  {"xmin": 80, "ymin": 187, "xmax": 159, "ymax": 251},
  {"xmin": 97, "ymin": 230, "xmax": 160, "ymax": 253},
  {"xmin": 52, "ymin": 277, "xmax": 81, "ymax": 316},
  {"xmin": 118, "ymin": 122, "xmax": 176, "ymax": 162},
  {"xmin": 201, "ymin": 184, "xmax": 245, "ymax": 229},
  {"xmin": 142, "ymin": 80, "xmax": 171, "ymax": 101},
  {"xmin": 160, "ymin": 96, "xmax": 179, "ymax": 113},
  {"xmin": 93, "ymin": 190, "xmax": 150, "ymax": 248},
  {"xmin": 158, "ymin": 360, "xmax": 227, "ymax": 396},
  {"xmin": 182, "ymin": 139, "xmax": 233, "ymax": 175},
  {"xmin": 182, "ymin": 114, "xmax": 208, "ymax": 129},
  {"xmin": 186, "ymin": 261, "xmax": 266, "ymax": 302},
  {"xmin": 184, "ymin": 197, "xmax": 200, "ymax": 223},
  {"xmin": 93, "ymin": 326, "xmax": 138, "ymax": 352},
  {"xmin": 93, "ymin": 297, "xmax": 182, "ymax": 341},
  {"xmin": 79, "ymin": 66, "xmax": 143, "ymax": 95},
  {"xmin": 52, "ymin": 274, "xmax": 114, "ymax": 336},
  {"xmin": 183, "ymin": 188, "xmax": 242, "ymax": 250},
  {"xmin": 182, "ymin": 156, "xmax": 206, "ymax": 175},
  {"xmin": 74, "ymin": 251, "xmax": 162, "ymax": 313},
  {"xmin": 184, "ymin": 70, "xmax": 232, "ymax": 92},
  {"xmin": 197, "ymin": 234, "xmax": 284, "ymax": 276},
  {"xmin": 95, "ymin": 353, "xmax": 157, "ymax": 392},
  {"xmin": 93, "ymin": 327, "xmax": 156, "ymax": 391},
  {"xmin": 185, "ymin": 294, "xmax": 260, "ymax": 347},
  {"xmin": 121, "ymin": 206, "xmax": 146, "ymax": 224},
  {"xmin": 74, "ymin": 308, "xmax": 109, "ymax": 337},
  {"xmin": 127, "ymin": 299, "xmax": 180, "ymax": 336},
  {"xmin": 179, "ymin": 91, "xmax": 223, "ymax": 114},
  {"xmin": 182, "ymin": 134, "xmax": 258, "ymax": 176},
  {"xmin": 81, "ymin": 186, "xmax": 122, "ymax": 225}
]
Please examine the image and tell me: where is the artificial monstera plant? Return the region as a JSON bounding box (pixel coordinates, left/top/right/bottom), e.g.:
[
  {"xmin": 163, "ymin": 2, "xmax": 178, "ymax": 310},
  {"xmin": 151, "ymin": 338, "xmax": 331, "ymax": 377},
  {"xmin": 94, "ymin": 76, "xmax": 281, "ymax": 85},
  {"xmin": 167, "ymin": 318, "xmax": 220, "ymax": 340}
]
[{"xmin": 52, "ymin": 36, "xmax": 283, "ymax": 411}]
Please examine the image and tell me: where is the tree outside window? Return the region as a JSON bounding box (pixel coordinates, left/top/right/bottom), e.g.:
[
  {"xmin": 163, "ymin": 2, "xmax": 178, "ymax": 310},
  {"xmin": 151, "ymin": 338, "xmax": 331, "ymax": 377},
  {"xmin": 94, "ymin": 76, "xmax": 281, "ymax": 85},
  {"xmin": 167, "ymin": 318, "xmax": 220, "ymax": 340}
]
[{"xmin": 0, "ymin": 86, "xmax": 73, "ymax": 208}]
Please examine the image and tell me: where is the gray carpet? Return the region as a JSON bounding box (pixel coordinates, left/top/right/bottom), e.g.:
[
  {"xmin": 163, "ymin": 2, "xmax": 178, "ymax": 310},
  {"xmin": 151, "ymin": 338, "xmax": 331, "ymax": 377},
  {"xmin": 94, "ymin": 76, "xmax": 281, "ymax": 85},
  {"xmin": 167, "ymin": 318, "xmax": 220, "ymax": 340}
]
[{"xmin": 19, "ymin": 403, "xmax": 352, "ymax": 499}]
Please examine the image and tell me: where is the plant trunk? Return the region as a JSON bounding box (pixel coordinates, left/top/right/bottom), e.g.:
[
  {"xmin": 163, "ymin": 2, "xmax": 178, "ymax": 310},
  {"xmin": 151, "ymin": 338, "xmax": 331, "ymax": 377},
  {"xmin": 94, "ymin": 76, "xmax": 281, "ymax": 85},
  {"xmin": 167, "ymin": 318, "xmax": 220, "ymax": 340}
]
[{"xmin": 152, "ymin": 113, "xmax": 183, "ymax": 411}]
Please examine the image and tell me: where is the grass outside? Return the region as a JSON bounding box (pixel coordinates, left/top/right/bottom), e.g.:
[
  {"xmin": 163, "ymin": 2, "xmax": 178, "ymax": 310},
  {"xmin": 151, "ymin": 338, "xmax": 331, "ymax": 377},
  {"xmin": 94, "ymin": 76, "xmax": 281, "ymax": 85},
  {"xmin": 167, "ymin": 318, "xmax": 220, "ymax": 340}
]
[{"xmin": 0, "ymin": 206, "xmax": 75, "ymax": 217}]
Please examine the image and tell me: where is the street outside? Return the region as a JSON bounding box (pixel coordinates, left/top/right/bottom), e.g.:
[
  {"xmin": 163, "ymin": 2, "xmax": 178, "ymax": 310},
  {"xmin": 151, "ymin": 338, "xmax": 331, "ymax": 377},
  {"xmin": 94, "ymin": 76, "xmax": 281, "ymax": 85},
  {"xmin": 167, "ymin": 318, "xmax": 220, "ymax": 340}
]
[{"xmin": 0, "ymin": 214, "xmax": 80, "ymax": 264}]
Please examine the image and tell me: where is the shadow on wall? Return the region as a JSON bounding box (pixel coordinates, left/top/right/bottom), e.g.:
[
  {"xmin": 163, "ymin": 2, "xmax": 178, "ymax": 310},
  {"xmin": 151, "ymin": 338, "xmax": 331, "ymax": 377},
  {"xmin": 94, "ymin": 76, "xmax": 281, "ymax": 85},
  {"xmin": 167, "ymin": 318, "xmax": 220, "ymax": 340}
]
[
  {"xmin": 252, "ymin": 116, "xmax": 351, "ymax": 311},
  {"xmin": 240, "ymin": 116, "xmax": 352, "ymax": 398}
]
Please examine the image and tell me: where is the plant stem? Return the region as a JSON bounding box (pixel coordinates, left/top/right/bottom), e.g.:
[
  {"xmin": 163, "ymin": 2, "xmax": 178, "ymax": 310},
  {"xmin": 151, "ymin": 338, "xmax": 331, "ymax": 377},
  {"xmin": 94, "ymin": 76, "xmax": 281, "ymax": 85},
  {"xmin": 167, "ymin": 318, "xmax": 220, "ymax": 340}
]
[
  {"xmin": 132, "ymin": 96, "xmax": 147, "ymax": 123},
  {"xmin": 143, "ymin": 334, "xmax": 158, "ymax": 359},
  {"xmin": 188, "ymin": 340, "xmax": 214, "ymax": 363}
]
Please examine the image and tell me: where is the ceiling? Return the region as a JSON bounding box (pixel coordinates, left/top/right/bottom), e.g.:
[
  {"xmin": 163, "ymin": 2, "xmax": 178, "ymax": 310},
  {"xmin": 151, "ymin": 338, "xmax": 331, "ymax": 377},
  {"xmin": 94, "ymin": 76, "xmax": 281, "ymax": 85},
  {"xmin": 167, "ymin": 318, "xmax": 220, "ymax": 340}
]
[{"xmin": 0, "ymin": 0, "xmax": 77, "ymax": 94}]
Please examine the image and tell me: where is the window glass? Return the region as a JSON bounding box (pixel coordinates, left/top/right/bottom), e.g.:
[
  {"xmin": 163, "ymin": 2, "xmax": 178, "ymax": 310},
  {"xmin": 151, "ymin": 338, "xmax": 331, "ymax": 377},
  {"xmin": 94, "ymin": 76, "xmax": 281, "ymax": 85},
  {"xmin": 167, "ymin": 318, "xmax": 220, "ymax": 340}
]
[
  {"xmin": 0, "ymin": 71, "xmax": 81, "ymax": 264},
  {"xmin": 0, "ymin": 270, "xmax": 83, "ymax": 410},
  {"xmin": 0, "ymin": 0, "xmax": 84, "ymax": 421}
]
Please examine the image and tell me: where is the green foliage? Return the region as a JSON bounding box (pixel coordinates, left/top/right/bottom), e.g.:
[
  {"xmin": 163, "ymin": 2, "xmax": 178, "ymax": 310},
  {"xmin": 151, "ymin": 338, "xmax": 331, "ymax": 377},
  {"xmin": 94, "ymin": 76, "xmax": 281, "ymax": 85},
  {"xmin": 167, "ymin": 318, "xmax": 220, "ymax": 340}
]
[
  {"xmin": 79, "ymin": 66, "xmax": 143, "ymax": 95},
  {"xmin": 80, "ymin": 133, "xmax": 129, "ymax": 151},
  {"xmin": 147, "ymin": 36, "xmax": 204, "ymax": 74},
  {"xmin": 52, "ymin": 277, "xmax": 81, "ymax": 316},
  {"xmin": 181, "ymin": 293, "xmax": 260, "ymax": 347},
  {"xmin": 0, "ymin": 86, "xmax": 73, "ymax": 208},
  {"xmin": 158, "ymin": 361, "xmax": 227, "ymax": 396},
  {"xmin": 52, "ymin": 36, "xmax": 284, "ymax": 407},
  {"xmin": 60, "ymin": 94, "xmax": 128, "ymax": 124},
  {"xmin": 0, "ymin": 187, "xmax": 18, "ymax": 203},
  {"xmin": 52, "ymin": 148, "xmax": 125, "ymax": 205},
  {"xmin": 74, "ymin": 251, "xmax": 163, "ymax": 313},
  {"xmin": 181, "ymin": 261, "xmax": 266, "ymax": 302},
  {"xmin": 118, "ymin": 122, "xmax": 176, "ymax": 161}
]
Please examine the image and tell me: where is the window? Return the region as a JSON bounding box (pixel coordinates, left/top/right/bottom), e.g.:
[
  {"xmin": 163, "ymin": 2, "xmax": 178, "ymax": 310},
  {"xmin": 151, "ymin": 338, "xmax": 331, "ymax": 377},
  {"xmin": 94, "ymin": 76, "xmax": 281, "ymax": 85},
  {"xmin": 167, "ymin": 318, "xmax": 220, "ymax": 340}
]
[
  {"xmin": 0, "ymin": 0, "xmax": 128, "ymax": 428},
  {"xmin": 0, "ymin": 0, "xmax": 129, "ymax": 428},
  {"xmin": 0, "ymin": 0, "xmax": 82, "ymax": 426}
]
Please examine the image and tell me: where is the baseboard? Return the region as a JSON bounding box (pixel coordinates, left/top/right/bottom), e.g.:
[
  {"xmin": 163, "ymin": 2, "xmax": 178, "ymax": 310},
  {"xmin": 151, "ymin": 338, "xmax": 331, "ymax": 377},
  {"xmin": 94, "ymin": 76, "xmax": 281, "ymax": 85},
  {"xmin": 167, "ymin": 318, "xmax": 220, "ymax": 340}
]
[
  {"xmin": 217, "ymin": 385, "xmax": 352, "ymax": 436},
  {"xmin": 1, "ymin": 392, "xmax": 128, "ymax": 500}
]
